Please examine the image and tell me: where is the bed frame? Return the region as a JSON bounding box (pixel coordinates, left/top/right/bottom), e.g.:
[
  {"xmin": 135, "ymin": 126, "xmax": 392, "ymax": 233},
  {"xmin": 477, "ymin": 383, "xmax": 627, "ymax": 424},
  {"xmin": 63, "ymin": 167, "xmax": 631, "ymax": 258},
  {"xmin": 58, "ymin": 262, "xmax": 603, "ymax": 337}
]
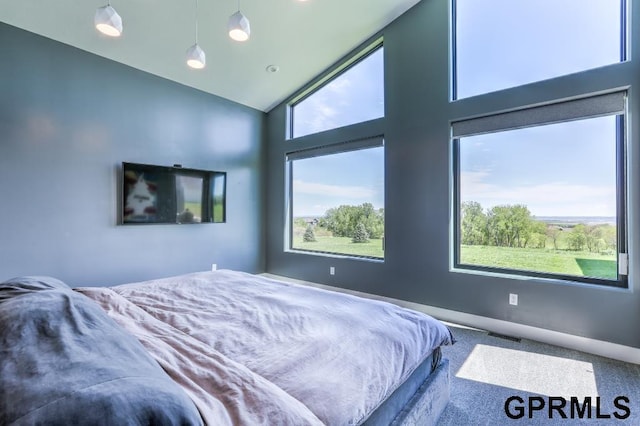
[
  {"xmin": 391, "ymin": 359, "xmax": 450, "ymax": 425},
  {"xmin": 363, "ymin": 350, "xmax": 450, "ymax": 426}
]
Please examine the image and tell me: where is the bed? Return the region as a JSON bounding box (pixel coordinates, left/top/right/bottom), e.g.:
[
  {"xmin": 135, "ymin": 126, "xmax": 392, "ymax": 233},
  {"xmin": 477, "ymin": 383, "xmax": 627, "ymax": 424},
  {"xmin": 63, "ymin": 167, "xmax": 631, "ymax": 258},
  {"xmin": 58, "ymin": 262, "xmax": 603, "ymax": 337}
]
[{"xmin": 0, "ymin": 270, "xmax": 454, "ymax": 425}]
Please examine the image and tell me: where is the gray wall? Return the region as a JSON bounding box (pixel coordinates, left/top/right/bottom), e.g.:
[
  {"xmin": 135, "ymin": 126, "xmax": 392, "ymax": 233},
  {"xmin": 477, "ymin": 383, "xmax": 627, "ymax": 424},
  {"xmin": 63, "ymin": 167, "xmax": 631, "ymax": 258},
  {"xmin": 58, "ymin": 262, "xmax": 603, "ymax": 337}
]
[
  {"xmin": 266, "ymin": 0, "xmax": 640, "ymax": 348},
  {"xmin": 0, "ymin": 23, "xmax": 266, "ymax": 286}
]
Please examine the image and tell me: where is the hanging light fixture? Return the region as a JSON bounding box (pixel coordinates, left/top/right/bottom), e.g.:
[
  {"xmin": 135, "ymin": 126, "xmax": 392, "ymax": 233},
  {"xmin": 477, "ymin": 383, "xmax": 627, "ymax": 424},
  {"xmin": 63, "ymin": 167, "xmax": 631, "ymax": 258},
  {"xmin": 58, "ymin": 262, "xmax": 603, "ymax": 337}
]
[
  {"xmin": 186, "ymin": 0, "xmax": 206, "ymax": 69},
  {"xmin": 228, "ymin": 0, "xmax": 250, "ymax": 42},
  {"xmin": 95, "ymin": 1, "xmax": 123, "ymax": 37}
]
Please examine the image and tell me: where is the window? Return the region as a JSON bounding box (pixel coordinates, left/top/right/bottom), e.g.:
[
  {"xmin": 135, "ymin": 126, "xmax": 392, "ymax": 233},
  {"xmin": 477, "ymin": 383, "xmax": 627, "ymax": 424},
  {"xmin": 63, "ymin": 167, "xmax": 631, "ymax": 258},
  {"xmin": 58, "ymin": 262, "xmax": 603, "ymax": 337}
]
[
  {"xmin": 287, "ymin": 138, "xmax": 385, "ymax": 259},
  {"xmin": 452, "ymin": 92, "xmax": 627, "ymax": 286},
  {"xmin": 453, "ymin": 0, "xmax": 626, "ymax": 99},
  {"xmin": 210, "ymin": 173, "xmax": 226, "ymax": 223},
  {"xmin": 176, "ymin": 175, "xmax": 204, "ymax": 222},
  {"xmin": 290, "ymin": 44, "xmax": 384, "ymax": 138}
]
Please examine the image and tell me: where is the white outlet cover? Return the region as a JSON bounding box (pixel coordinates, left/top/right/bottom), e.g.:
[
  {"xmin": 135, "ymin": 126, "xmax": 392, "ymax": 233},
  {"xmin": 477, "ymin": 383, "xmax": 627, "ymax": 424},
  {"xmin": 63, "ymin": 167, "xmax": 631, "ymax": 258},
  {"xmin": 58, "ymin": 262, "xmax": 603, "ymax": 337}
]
[
  {"xmin": 330, "ymin": 266, "xmax": 335, "ymax": 275},
  {"xmin": 509, "ymin": 293, "xmax": 518, "ymax": 306}
]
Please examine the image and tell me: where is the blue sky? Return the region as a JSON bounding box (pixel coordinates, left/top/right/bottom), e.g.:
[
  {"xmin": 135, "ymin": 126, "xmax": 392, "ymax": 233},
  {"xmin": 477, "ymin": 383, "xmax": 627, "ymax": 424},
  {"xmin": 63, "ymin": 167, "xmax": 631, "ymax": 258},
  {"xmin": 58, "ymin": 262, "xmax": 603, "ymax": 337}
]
[
  {"xmin": 457, "ymin": 0, "xmax": 622, "ymax": 217},
  {"xmin": 456, "ymin": 0, "xmax": 621, "ymax": 98},
  {"xmin": 293, "ymin": 48, "xmax": 384, "ymax": 138},
  {"xmin": 292, "ymin": 47, "xmax": 385, "ymax": 217},
  {"xmin": 293, "ymin": 147, "xmax": 384, "ymax": 217},
  {"xmin": 292, "ymin": 0, "xmax": 623, "ymax": 219},
  {"xmin": 460, "ymin": 116, "xmax": 618, "ymax": 217}
]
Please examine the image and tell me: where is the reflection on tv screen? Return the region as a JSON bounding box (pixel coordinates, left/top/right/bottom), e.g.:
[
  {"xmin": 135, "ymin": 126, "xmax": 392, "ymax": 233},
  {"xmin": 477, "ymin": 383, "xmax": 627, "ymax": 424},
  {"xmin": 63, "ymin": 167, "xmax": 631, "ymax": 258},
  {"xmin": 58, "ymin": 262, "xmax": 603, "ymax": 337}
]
[{"xmin": 121, "ymin": 163, "xmax": 226, "ymax": 225}]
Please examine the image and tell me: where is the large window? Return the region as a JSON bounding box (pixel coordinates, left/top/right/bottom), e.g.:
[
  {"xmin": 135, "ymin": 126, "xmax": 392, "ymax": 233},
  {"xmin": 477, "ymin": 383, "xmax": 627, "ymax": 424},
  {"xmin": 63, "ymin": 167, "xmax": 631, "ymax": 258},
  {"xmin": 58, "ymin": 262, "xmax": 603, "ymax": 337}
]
[
  {"xmin": 452, "ymin": 92, "xmax": 627, "ymax": 286},
  {"xmin": 453, "ymin": 0, "xmax": 626, "ymax": 99},
  {"xmin": 286, "ymin": 41, "xmax": 386, "ymax": 259},
  {"xmin": 287, "ymin": 139, "xmax": 385, "ymax": 259},
  {"xmin": 290, "ymin": 44, "xmax": 384, "ymax": 138}
]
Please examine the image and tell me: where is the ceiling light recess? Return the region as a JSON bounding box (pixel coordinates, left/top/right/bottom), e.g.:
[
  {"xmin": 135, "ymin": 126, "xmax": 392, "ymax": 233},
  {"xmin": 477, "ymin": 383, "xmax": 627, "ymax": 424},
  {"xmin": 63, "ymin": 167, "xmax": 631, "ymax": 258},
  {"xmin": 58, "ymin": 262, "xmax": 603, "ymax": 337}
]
[{"xmin": 95, "ymin": 1, "xmax": 122, "ymax": 37}]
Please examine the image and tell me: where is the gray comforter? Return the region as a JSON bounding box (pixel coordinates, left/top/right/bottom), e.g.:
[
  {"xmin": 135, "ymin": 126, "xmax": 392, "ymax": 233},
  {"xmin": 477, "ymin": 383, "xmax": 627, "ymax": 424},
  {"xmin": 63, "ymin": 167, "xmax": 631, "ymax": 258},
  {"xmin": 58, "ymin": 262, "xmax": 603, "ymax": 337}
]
[
  {"xmin": 78, "ymin": 270, "xmax": 455, "ymax": 425},
  {"xmin": 0, "ymin": 276, "xmax": 203, "ymax": 426}
]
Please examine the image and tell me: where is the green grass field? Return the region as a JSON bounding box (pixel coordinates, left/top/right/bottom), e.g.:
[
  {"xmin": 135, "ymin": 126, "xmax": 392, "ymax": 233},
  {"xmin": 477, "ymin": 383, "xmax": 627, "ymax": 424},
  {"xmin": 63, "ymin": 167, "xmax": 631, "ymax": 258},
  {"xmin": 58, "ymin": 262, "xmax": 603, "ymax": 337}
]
[
  {"xmin": 460, "ymin": 245, "xmax": 616, "ymax": 279},
  {"xmin": 292, "ymin": 234, "xmax": 385, "ymax": 258},
  {"xmin": 292, "ymin": 223, "xmax": 384, "ymax": 258},
  {"xmin": 292, "ymin": 223, "xmax": 616, "ymax": 279},
  {"xmin": 181, "ymin": 201, "xmax": 225, "ymax": 223}
]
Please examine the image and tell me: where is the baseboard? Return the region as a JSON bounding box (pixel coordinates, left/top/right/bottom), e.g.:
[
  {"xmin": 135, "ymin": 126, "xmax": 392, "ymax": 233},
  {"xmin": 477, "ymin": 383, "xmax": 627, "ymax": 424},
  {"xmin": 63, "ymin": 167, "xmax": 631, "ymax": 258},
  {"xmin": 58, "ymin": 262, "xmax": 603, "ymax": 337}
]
[{"xmin": 261, "ymin": 273, "xmax": 640, "ymax": 365}]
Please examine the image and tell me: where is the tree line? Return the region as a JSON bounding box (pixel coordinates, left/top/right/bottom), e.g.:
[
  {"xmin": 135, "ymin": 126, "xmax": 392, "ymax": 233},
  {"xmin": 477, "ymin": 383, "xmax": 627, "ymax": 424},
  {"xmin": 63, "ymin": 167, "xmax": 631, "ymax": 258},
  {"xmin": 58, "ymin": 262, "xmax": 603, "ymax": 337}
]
[
  {"xmin": 299, "ymin": 203, "xmax": 384, "ymax": 244},
  {"xmin": 461, "ymin": 201, "xmax": 616, "ymax": 253}
]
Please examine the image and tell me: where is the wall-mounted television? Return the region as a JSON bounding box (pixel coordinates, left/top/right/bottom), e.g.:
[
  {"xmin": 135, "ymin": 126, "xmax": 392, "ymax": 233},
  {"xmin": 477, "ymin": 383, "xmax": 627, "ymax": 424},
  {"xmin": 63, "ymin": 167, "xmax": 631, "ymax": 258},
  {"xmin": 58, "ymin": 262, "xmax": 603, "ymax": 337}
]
[{"xmin": 121, "ymin": 162, "xmax": 226, "ymax": 225}]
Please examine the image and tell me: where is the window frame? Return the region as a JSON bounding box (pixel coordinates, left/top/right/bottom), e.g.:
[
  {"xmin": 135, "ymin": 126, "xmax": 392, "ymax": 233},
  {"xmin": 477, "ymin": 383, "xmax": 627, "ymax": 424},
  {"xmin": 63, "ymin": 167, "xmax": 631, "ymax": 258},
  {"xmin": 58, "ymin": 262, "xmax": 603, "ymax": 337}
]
[
  {"xmin": 288, "ymin": 39, "xmax": 384, "ymax": 140},
  {"xmin": 451, "ymin": 91, "xmax": 628, "ymax": 288},
  {"xmin": 450, "ymin": 0, "xmax": 629, "ymax": 101},
  {"xmin": 286, "ymin": 136, "xmax": 386, "ymax": 260}
]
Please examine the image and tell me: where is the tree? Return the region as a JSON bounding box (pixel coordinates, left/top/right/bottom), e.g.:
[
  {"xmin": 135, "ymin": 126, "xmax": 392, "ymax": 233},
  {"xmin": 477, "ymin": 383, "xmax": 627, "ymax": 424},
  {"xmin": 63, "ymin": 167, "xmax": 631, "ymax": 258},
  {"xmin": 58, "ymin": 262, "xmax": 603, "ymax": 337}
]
[
  {"xmin": 567, "ymin": 224, "xmax": 587, "ymax": 251},
  {"xmin": 509, "ymin": 204, "xmax": 535, "ymax": 248},
  {"xmin": 487, "ymin": 205, "xmax": 517, "ymax": 247},
  {"xmin": 485, "ymin": 204, "xmax": 533, "ymax": 248},
  {"xmin": 528, "ymin": 220, "xmax": 547, "ymax": 249},
  {"xmin": 303, "ymin": 224, "xmax": 317, "ymax": 242},
  {"xmin": 352, "ymin": 222, "xmax": 370, "ymax": 243},
  {"xmin": 461, "ymin": 201, "xmax": 487, "ymax": 245},
  {"xmin": 321, "ymin": 203, "xmax": 384, "ymax": 239},
  {"xmin": 600, "ymin": 224, "xmax": 617, "ymax": 253},
  {"xmin": 546, "ymin": 226, "xmax": 561, "ymax": 250}
]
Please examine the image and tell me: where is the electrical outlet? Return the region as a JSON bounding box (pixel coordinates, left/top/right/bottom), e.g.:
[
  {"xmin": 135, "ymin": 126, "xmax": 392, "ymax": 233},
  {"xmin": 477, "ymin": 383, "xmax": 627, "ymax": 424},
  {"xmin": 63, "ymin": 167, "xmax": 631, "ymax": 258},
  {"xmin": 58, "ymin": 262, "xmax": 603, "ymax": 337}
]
[
  {"xmin": 509, "ymin": 293, "xmax": 518, "ymax": 306},
  {"xmin": 211, "ymin": 263, "xmax": 217, "ymax": 271},
  {"xmin": 330, "ymin": 266, "xmax": 335, "ymax": 275}
]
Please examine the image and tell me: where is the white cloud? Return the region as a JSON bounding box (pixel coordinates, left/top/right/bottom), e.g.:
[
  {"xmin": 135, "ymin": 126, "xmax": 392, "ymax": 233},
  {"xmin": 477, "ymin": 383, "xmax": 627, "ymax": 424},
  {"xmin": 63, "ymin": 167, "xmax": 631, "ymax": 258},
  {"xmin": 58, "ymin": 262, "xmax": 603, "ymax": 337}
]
[
  {"xmin": 298, "ymin": 96, "xmax": 337, "ymax": 134},
  {"xmin": 460, "ymin": 171, "xmax": 616, "ymax": 217},
  {"xmin": 296, "ymin": 76, "xmax": 353, "ymax": 135},
  {"xmin": 293, "ymin": 179, "xmax": 375, "ymax": 198},
  {"xmin": 327, "ymin": 76, "xmax": 352, "ymax": 93}
]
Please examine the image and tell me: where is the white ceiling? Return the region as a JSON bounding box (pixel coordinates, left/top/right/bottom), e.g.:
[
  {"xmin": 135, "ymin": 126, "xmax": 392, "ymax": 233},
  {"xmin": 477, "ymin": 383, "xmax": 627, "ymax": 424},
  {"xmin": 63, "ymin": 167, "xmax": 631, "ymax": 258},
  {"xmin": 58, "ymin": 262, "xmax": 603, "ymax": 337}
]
[{"xmin": 0, "ymin": 0, "xmax": 420, "ymax": 112}]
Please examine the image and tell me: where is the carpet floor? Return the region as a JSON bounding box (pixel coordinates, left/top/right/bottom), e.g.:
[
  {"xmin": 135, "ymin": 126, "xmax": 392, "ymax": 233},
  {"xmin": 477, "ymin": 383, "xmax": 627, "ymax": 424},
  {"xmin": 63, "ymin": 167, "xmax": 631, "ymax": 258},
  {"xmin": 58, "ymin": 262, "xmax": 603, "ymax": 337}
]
[{"xmin": 437, "ymin": 324, "xmax": 640, "ymax": 425}]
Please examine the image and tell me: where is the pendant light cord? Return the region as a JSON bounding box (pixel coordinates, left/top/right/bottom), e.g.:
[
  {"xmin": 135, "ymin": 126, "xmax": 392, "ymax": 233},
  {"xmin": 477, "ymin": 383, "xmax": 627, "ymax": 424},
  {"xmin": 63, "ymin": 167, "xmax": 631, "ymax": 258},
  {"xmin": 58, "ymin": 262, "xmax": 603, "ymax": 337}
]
[{"xmin": 195, "ymin": 0, "xmax": 199, "ymax": 43}]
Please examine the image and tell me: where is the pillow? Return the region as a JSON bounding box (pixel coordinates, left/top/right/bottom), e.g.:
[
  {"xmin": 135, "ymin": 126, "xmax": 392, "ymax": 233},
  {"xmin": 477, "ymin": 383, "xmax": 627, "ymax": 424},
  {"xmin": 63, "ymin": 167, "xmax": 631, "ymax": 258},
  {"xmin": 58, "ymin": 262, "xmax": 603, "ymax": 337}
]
[
  {"xmin": 0, "ymin": 277, "xmax": 203, "ymax": 425},
  {"xmin": 0, "ymin": 275, "xmax": 70, "ymax": 301}
]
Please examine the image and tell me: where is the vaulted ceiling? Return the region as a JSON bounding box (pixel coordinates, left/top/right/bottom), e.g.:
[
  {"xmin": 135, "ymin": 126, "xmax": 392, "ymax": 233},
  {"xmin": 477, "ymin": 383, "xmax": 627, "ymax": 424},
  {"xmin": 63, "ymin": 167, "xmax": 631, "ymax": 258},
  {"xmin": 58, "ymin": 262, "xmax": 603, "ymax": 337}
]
[{"xmin": 0, "ymin": 0, "xmax": 420, "ymax": 111}]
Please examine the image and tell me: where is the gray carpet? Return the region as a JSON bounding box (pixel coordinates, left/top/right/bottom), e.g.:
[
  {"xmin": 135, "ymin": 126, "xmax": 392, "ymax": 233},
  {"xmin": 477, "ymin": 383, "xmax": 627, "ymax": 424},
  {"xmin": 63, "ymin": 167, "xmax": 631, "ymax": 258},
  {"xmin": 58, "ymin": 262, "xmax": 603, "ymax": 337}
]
[{"xmin": 437, "ymin": 324, "xmax": 640, "ymax": 425}]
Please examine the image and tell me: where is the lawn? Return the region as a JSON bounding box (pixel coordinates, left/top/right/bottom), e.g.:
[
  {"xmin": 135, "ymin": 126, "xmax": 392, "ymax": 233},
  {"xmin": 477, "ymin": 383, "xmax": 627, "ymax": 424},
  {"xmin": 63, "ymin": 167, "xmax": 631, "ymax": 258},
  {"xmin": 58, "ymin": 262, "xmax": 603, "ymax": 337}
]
[
  {"xmin": 292, "ymin": 235, "xmax": 384, "ymax": 258},
  {"xmin": 460, "ymin": 245, "xmax": 617, "ymax": 279},
  {"xmin": 292, "ymin": 223, "xmax": 384, "ymax": 258},
  {"xmin": 291, "ymin": 224, "xmax": 617, "ymax": 279}
]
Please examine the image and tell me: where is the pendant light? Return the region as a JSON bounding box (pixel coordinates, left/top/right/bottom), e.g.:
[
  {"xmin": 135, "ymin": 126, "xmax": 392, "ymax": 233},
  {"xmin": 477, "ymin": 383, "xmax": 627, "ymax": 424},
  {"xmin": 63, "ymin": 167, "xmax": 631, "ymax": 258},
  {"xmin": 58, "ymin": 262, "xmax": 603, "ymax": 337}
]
[
  {"xmin": 186, "ymin": 0, "xmax": 206, "ymax": 69},
  {"xmin": 228, "ymin": 0, "xmax": 250, "ymax": 42},
  {"xmin": 95, "ymin": 1, "xmax": 123, "ymax": 37}
]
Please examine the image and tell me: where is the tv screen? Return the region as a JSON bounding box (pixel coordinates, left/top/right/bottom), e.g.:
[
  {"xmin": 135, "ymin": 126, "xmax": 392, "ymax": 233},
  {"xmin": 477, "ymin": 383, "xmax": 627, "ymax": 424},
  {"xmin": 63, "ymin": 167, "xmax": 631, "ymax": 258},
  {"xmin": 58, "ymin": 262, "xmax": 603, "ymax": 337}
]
[{"xmin": 121, "ymin": 162, "xmax": 226, "ymax": 225}]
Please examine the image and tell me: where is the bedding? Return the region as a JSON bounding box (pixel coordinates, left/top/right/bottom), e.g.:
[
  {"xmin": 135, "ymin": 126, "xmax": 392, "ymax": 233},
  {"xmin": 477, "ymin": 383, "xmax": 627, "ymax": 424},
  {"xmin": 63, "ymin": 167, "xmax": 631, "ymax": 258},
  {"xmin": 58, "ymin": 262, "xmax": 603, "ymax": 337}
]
[
  {"xmin": 77, "ymin": 270, "xmax": 454, "ymax": 425},
  {"xmin": 1, "ymin": 270, "xmax": 454, "ymax": 425},
  {"xmin": 0, "ymin": 276, "xmax": 203, "ymax": 426}
]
